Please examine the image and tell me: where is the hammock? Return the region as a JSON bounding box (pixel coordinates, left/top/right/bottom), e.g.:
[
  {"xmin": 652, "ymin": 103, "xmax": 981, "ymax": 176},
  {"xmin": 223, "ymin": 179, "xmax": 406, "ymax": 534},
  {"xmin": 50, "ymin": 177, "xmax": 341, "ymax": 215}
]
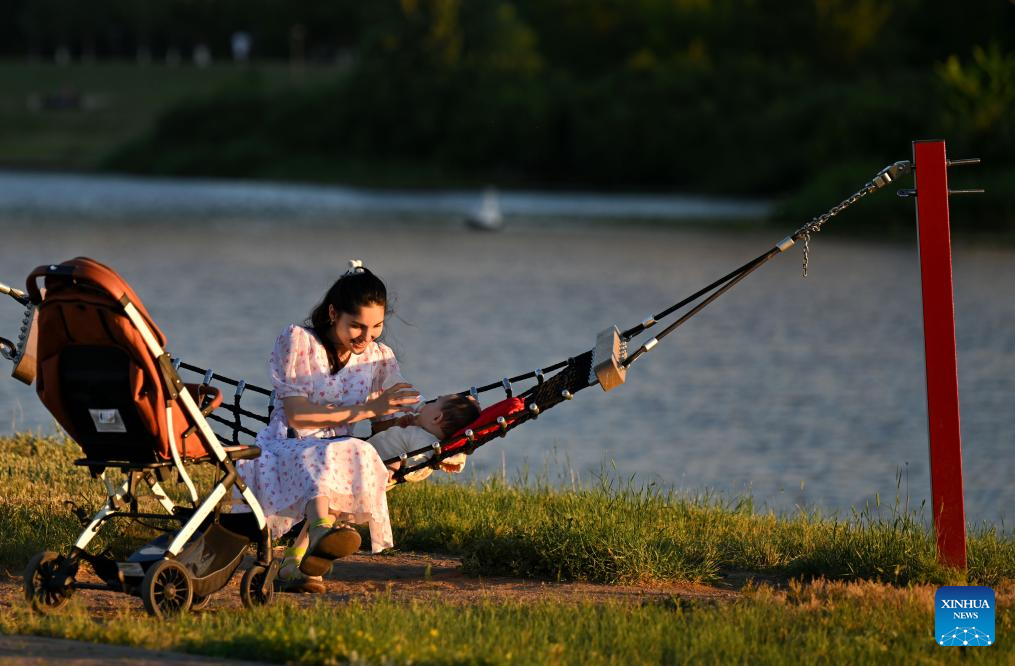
[{"xmin": 1, "ymin": 161, "xmax": 911, "ymax": 485}]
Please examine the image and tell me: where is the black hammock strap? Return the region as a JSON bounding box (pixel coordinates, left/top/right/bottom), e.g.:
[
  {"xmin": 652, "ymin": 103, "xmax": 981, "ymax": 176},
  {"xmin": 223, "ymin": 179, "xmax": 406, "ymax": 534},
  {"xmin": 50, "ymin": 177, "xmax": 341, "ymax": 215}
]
[
  {"xmin": 4, "ymin": 160, "xmax": 911, "ymax": 484},
  {"xmin": 170, "ymin": 350, "xmax": 597, "ymax": 484}
]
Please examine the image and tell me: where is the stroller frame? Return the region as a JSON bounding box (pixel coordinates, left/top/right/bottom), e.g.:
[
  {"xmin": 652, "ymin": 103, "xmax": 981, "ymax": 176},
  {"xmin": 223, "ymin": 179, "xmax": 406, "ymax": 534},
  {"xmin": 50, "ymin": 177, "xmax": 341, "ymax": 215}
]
[{"xmin": 21, "ymin": 258, "xmax": 277, "ymax": 617}]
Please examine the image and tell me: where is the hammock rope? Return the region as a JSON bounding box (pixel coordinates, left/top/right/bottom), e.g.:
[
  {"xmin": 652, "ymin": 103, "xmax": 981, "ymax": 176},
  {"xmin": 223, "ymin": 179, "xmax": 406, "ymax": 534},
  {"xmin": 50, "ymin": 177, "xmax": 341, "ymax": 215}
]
[
  {"xmin": 1, "ymin": 160, "xmax": 912, "ymax": 484},
  {"xmin": 620, "ymin": 160, "xmax": 912, "ymax": 368}
]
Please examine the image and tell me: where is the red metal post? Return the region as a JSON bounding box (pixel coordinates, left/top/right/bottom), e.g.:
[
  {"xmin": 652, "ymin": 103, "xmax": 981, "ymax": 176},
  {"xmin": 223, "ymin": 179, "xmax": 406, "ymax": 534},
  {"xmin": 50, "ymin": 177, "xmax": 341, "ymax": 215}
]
[{"xmin": 913, "ymin": 140, "xmax": 967, "ymax": 569}]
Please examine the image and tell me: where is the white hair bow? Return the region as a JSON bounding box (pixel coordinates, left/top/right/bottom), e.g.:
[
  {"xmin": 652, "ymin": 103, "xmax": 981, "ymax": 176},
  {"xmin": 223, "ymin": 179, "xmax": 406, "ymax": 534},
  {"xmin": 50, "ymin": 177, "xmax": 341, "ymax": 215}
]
[{"xmin": 345, "ymin": 259, "xmax": 365, "ymax": 275}]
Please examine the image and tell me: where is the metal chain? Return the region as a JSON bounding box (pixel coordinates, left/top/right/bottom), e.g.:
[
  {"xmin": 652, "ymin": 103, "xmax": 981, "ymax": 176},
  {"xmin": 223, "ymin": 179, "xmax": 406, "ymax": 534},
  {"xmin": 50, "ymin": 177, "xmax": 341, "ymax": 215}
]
[
  {"xmin": 793, "ymin": 160, "xmax": 912, "ymax": 277},
  {"xmin": 795, "ymin": 183, "xmax": 879, "ymax": 277},
  {"xmin": 801, "ymin": 230, "xmax": 811, "ymax": 277}
]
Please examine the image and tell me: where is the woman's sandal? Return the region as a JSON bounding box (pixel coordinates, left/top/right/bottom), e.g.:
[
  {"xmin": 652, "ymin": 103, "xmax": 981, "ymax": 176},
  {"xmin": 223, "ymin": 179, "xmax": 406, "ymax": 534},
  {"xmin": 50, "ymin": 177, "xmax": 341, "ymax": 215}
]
[{"xmin": 299, "ymin": 524, "xmax": 362, "ymax": 576}]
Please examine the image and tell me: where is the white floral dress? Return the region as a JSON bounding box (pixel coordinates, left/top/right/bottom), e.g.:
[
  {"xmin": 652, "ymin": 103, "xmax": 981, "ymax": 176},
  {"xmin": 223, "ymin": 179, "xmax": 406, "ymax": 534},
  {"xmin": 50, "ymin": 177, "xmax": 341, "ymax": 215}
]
[{"xmin": 236, "ymin": 324, "xmax": 399, "ymax": 552}]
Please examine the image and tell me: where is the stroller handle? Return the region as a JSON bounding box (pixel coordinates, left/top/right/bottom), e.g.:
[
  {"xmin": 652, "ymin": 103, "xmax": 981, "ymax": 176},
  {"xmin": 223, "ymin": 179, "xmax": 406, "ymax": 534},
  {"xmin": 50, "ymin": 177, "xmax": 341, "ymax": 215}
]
[{"xmin": 26, "ymin": 258, "xmax": 165, "ymax": 346}]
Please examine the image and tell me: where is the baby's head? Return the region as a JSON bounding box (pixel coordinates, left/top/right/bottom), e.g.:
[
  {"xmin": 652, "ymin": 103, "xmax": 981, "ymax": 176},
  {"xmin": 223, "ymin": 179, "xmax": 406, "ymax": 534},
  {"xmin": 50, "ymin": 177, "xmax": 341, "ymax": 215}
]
[{"xmin": 416, "ymin": 394, "xmax": 480, "ymax": 439}]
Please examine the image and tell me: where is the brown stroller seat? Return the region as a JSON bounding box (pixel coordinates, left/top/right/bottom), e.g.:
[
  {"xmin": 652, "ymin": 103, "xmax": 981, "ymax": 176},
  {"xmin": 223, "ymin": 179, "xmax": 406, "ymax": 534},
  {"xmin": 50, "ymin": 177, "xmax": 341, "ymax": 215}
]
[{"xmin": 21, "ymin": 257, "xmax": 277, "ymax": 617}]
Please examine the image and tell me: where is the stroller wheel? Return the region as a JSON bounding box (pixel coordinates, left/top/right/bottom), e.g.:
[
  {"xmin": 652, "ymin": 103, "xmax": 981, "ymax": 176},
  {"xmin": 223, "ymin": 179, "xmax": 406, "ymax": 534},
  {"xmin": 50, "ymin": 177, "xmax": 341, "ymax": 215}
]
[
  {"xmin": 240, "ymin": 564, "xmax": 274, "ymax": 608},
  {"xmin": 190, "ymin": 594, "xmax": 213, "ymax": 611},
  {"xmin": 142, "ymin": 559, "xmax": 193, "ymax": 618},
  {"xmin": 23, "ymin": 551, "xmax": 74, "ymax": 613}
]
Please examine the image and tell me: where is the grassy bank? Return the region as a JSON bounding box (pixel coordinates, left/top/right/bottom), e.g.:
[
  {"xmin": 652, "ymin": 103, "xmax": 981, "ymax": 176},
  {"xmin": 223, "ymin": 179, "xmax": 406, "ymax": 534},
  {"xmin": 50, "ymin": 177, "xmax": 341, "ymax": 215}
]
[
  {"xmin": 2, "ymin": 433, "xmax": 1013, "ymax": 664},
  {"xmin": 2, "ymin": 583, "xmax": 1012, "ymax": 665},
  {"xmin": 388, "ymin": 480, "xmax": 1015, "ymax": 588},
  {"xmin": 2, "ymin": 434, "xmax": 1013, "ymax": 587}
]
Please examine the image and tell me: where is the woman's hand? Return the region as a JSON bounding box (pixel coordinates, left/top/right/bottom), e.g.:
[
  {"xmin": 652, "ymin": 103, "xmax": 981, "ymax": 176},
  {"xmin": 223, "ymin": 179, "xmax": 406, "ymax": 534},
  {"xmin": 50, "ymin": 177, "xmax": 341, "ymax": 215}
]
[
  {"xmin": 282, "ymin": 384, "xmax": 418, "ymax": 431},
  {"xmin": 283, "ymin": 389, "xmax": 415, "ymax": 431},
  {"xmin": 368, "ymin": 383, "xmax": 421, "ymax": 418}
]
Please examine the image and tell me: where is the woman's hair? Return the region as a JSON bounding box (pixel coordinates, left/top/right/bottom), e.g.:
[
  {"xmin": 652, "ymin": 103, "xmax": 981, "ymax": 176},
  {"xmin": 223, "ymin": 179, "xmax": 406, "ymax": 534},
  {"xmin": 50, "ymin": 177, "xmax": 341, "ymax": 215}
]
[
  {"xmin": 438, "ymin": 395, "xmax": 481, "ymax": 438},
  {"xmin": 306, "ymin": 268, "xmax": 388, "ymax": 374}
]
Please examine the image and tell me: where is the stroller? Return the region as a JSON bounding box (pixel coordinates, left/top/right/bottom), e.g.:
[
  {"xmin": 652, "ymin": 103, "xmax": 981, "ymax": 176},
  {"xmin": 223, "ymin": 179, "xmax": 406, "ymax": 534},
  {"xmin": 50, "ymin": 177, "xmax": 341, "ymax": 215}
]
[{"xmin": 20, "ymin": 258, "xmax": 277, "ymax": 617}]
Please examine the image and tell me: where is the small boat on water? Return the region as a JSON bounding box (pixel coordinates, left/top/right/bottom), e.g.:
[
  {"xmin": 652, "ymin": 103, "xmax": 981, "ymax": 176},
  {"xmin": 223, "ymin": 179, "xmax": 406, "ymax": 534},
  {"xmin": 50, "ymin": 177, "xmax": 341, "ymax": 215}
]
[{"xmin": 465, "ymin": 187, "xmax": 503, "ymax": 231}]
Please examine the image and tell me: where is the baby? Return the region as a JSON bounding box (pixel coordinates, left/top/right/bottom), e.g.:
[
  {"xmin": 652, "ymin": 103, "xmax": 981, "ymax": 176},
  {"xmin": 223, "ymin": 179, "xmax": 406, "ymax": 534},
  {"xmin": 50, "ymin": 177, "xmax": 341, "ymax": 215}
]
[{"xmin": 370, "ymin": 394, "xmax": 480, "ymax": 484}]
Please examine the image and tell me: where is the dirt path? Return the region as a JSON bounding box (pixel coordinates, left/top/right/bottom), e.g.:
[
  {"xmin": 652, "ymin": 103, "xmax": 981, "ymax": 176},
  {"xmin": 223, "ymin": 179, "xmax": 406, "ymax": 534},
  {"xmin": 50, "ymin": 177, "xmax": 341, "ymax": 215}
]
[
  {"xmin": 2, "ymin": 551, "xmax": 741, "ymax": 617},
  {"xmin": 323, "ymin": 551, "xmax": 741, "ymax": 605},
  {"xmin": 1, "ymin": 551, "xmax": 745, "ymax": 664}
]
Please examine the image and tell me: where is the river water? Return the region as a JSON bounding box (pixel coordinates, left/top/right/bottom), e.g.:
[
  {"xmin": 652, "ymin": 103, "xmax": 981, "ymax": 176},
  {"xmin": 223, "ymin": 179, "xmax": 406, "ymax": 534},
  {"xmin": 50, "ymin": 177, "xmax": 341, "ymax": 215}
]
[{"xmin": 0, "ymin": 172, "xmax": 1011, "ymax": 525}]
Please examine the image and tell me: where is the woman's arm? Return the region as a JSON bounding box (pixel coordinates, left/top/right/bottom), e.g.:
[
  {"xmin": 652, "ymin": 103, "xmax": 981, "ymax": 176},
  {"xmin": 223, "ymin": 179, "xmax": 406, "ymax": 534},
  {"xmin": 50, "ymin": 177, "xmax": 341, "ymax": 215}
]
[
  {"xmin": 283, "ymin": 383, "xmax": 419, "ymax": 430},
  {"xmin": 282, "ymin": 396, "xmax": 375, "ymax": 429}
]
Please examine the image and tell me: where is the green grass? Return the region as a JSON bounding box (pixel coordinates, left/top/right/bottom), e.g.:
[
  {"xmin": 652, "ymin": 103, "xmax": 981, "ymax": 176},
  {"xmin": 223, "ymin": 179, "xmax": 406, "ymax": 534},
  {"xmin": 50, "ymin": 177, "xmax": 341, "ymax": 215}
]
[
  {"xmin": 387, "ymin": 477, "xmax": 1014, "ymax": 587},
  {"xmin": 2, "ymin": 434, "xmax": 1013, "ymax": 587},
  {"xmin": 1, "ymin": 584, "xmax": 1012, "ymax": 665},
  {"xmin": 0, "ymin": 60, "xmax": 338, "ymax": 170},
  {"xmin": 2, "ymin": 433, "xmax": 1013, "ymax": 664}
]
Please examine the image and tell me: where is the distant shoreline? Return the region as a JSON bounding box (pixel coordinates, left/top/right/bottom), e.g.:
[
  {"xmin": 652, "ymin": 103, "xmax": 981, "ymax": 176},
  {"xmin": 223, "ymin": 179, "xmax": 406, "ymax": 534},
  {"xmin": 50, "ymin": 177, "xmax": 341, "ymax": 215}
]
[{"xmin": 0, "ymin": 168, "xmax": 773, "ymax": 223}]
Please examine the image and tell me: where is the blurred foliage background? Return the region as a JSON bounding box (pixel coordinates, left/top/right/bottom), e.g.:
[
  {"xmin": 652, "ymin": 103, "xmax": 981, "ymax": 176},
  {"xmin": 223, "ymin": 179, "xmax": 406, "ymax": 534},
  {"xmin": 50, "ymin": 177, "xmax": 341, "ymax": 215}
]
[{"xmin": 1, "ymin": 0, "xmax": 1012, "ymax": 228}]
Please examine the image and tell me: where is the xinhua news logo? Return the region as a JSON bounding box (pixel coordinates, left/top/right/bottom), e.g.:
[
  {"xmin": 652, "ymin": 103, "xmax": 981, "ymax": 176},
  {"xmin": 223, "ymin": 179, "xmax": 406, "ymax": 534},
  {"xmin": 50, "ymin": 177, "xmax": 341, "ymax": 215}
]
[{"xmin": 935, "ymin": 586, "xmax": 995, "ymax": 647}]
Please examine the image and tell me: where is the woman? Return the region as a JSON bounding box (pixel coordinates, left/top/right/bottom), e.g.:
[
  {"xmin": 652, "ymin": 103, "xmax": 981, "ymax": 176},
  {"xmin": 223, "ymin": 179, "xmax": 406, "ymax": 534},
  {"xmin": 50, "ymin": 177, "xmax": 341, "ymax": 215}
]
[{"xmin": 238, "ymin": 261, "xmax": 419, "ymax": 592}]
